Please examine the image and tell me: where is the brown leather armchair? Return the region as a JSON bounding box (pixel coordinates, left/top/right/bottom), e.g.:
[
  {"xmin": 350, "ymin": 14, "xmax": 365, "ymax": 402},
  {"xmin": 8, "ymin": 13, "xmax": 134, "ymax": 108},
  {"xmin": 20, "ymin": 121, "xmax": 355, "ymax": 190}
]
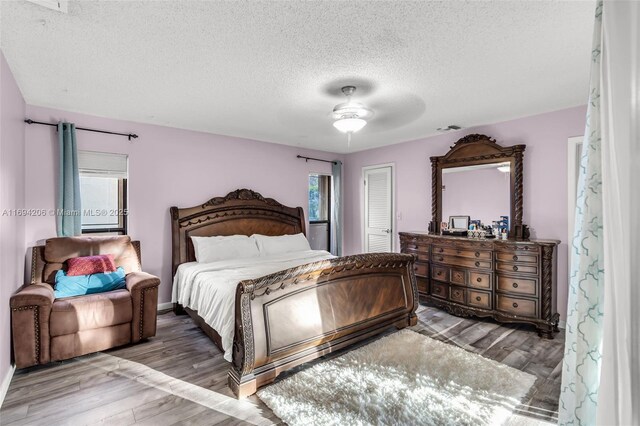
[{"xmin": 10, "ymin": 236, "xmax": 160, "ymax": 368}]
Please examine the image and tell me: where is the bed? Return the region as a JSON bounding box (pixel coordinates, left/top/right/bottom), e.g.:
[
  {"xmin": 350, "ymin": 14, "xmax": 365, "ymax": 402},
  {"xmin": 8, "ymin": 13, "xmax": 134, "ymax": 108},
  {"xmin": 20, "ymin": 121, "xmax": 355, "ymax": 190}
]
[{"xmin": 170, "ymin": 188, "xmax": 418, "ymax": 398}]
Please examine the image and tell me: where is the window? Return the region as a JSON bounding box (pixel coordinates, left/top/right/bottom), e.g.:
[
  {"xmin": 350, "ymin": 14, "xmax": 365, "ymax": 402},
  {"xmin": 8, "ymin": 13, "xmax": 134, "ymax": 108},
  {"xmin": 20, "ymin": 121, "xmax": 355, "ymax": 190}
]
[
  {"xmin": 78, "ymin": 151, "xmax": 128, "ymax": 235},
  {"xmin": 308, "ymin": 174, "xmax": 330, "ymax": 222},
  {"xmin": 308, "ymin": 174, "xmax": 331, "ymax": 251}
]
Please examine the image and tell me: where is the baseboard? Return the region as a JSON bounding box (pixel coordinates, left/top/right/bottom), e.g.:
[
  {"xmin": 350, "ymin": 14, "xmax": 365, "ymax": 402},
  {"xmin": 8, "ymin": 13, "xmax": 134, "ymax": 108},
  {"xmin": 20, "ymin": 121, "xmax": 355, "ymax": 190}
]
[
  {"xmin": 158, "ymin": 302, "xmax": 173, "ymax": 311},
  {"xmin": 0, "ymin": 364, "xmax": 16, "ymax": 408}
]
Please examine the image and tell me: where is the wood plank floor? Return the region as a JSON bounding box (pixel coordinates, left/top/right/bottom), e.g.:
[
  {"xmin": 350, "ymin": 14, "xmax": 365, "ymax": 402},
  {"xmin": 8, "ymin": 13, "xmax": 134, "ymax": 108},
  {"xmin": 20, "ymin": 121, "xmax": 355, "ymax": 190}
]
[{"xmin": 0, "ymin": 305, "xmax": 564, "ymax": 425}]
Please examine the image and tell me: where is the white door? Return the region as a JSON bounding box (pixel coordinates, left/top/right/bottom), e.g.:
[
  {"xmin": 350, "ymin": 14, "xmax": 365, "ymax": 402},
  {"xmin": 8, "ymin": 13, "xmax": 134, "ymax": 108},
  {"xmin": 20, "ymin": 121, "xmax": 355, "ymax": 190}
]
[{"xmin": 364, "ymin": 165, "xmax": 393, "ymax": 252}]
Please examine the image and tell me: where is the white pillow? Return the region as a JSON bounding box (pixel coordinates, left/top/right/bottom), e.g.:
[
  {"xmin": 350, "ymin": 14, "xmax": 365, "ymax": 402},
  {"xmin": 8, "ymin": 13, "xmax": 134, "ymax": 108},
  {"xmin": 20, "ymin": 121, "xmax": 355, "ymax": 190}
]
[
  {"xmin": 191, "ymin": 235, "xmax": 260, "ymax": 263},
  {"xmin": 251, "ymin": 233, "xmax": 311, "ymax": 256}
]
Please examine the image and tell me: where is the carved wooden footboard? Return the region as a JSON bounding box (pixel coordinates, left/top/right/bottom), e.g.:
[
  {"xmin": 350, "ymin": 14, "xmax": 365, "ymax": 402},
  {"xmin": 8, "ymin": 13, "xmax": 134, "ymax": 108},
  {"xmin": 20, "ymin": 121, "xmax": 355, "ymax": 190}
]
[{"xmin": 228, "ymin": 252, "xmax": 418, "ymax": 398}]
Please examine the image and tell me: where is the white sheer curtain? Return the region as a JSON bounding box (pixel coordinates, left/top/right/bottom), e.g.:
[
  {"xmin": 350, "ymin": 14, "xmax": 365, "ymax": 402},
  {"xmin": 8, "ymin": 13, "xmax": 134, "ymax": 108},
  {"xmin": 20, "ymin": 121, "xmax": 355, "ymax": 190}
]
[
  {"xmin": 559, "ymin": 2, "xmax": 605, "ymax": 423},
  {"xmin": 597, "ymin": 1, "xmax": 640, "ymax": 425},
  {"xmin": 560, "ymin": 1, "xmax": 640, "ymax": 424}
]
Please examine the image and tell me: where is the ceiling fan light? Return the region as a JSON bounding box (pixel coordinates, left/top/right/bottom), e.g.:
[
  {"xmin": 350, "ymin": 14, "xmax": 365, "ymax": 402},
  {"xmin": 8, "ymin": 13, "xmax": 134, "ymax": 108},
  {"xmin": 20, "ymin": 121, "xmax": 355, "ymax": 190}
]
[
  {"xmin": 333, "ymin": 117, "xmax": 367, "ymax": 133},
  {"xmin": 332, "ymin": 101, "xmax": 373, "ymax": 120}
]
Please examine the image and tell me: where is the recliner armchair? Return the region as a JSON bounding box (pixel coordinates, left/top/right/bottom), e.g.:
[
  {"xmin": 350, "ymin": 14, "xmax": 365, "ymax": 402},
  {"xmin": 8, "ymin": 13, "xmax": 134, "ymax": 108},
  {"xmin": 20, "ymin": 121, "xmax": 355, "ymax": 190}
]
[{"xmin": 10, "ymin": 235, "xmax": 160, "ymax": 368}]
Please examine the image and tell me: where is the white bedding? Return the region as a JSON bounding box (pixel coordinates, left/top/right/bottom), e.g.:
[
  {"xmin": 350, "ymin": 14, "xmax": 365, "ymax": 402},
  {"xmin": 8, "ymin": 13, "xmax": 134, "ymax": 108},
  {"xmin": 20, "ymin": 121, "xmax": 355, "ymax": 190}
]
[{"xmin": 172, "ymin": 250, "xmax": 335, "ymax": 361}]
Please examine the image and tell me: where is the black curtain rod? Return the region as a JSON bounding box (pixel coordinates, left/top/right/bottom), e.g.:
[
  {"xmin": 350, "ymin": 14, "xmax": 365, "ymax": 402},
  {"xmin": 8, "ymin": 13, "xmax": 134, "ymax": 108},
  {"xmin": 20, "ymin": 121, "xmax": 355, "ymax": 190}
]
[
  {"xmin": 296, "ymin": 155, "xmax": 337, "ymax": 165},
  {"xmin": 24, "ymin": 119, "xmax": 138, "ymax": 141}
]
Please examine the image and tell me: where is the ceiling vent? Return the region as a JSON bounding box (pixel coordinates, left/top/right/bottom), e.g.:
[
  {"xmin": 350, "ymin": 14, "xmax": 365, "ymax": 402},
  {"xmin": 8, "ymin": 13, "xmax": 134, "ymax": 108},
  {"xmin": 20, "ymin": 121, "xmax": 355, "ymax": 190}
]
[
  {"xmin": 26, "ymin": 0, "xmax": 68, "ymax": 13},
  {"xmin": 436, "ymin": 125, "xmax": 462, "ymax": 132}
]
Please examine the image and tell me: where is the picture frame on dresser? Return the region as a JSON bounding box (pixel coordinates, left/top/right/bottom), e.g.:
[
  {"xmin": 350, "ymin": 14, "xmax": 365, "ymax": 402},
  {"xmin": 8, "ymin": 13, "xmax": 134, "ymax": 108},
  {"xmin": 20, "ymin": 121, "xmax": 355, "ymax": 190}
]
[
  {"xmin": 402, "ymin": 134, "xmax": 560, "ymax": 338},
  {"xmin": 448, "ymin": 215, "xmax": 470, "ymax": 231}
]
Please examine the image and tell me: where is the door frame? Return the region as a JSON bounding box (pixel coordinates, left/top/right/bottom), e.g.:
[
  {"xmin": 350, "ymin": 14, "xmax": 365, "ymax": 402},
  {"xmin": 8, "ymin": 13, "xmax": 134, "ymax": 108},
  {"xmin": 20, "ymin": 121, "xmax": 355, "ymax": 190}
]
[
  {"xmin": 361, "ymin": 163, "xmax": 396, "ymax": 253},
  {"xmin": 567, "ymin": 136, "xmax": 584, "ymax": 262}
]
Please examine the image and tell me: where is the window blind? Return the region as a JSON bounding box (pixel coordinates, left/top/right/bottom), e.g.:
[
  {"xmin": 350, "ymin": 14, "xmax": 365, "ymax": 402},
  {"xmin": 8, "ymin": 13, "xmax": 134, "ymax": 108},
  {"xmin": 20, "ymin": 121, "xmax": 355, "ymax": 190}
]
[{"xmin": 78, "ymin": 150, "xmax": 128, "ymax": 178}]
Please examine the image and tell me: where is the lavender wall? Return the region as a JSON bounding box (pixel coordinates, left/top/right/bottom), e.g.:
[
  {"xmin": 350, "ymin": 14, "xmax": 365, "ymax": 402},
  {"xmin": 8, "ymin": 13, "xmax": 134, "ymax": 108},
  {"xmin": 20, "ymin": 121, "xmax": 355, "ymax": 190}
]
[
  {"xmin": 343, "ymin": 106, "xmax": 587, "ymax": 321},
  {"xmin": 442, "ymin": 167, "xmax": 511, "ymax": 226},
  {"xmin": 0, "ymin": 53, "xmax": 26, "ymax": 393},
  {"xmin": 23, "ymin": 105, "xmax": 342, "ymax": 304}
]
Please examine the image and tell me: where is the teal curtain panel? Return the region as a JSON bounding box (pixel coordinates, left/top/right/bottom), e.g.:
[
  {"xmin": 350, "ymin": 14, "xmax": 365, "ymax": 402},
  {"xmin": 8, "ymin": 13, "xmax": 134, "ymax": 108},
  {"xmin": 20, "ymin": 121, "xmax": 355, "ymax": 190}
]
[
  {"xmin": 331, "ymin": 160, "xmax": 343, "ymax": 256},
  {"xmin": 56, "ymin": 122, "xmax": 82, "ymax": 236}
]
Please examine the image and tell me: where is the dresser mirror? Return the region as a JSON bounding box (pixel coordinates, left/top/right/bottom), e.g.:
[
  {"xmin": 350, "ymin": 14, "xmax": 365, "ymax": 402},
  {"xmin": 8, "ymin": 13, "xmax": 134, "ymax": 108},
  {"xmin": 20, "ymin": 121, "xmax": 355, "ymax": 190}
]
[
  {"xmin": 429, "ymin": 134, "xmax": 529, "ymax": 239},
  {"xmin": 442, "ymin": 162, "xmax": 511, "ymax": 226}
]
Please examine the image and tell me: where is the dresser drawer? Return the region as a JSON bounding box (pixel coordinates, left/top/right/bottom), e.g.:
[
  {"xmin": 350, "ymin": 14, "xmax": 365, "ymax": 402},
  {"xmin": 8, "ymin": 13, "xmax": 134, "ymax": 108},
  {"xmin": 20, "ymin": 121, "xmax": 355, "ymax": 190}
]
[
  {"xmin": 496, "ymin": 262, "xmax": 538, "ymax": 275},
  {"xmin": 496, "ymin": 275, "xmax": 537, "ymax": 296},
  {"xmin": 496, "ymin": 252, "xmax": 538, "ymax": 264},
  {"xmin": 432, "ymin": 245, "xmax": 492, "ymax": 260},
  {"xmin": 406, "ymin": 248, "xmax": 430, "ymax": 262},
  {"xmin": 450, "ymin": 268, "xmax": 466, "ymax": 285},
  {"xmin": 431, "ymin": 281, "xmax": 448, "ymax": 300},
  {"xmin": 432, "ymin": 265, "xmax": 449, "ymax": 282},
  {"xmin": 449, "ymin": 285, "xmax": 466, "ymax": 304},
  {"xmin": 468, "ymin": 290, "xmax": 492, "ymax": 309},
  {"xmin": 416, "ymin": 277, "xmax": 429, "ymax": 294},
  {"xmin": 469, "ymin": 271, "xmax": 491, "ymax": 290},
  {"xmin": 496, "ymin": 244, "xmax": 540, "ymax": 254},
  {"xmin": 403, "ymin": 242, "xmax": 430, "ymax": 253},
  {"xmin": 433, "ymin": 254, "xmax": 492, "ymax": 270},
  {"xmin": 496, "ymin": 294, "xmax": 537, "ymax": 318},
  {"xmin": 413, "ymin": 262, "xmax": 429, "ymax": 277}
]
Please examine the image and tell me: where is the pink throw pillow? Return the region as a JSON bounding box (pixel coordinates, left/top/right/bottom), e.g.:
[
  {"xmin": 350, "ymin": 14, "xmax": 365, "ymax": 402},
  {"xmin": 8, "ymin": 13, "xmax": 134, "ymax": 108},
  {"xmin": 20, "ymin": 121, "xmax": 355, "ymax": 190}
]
[{"xmin": 66, "ymin": 254, "xmax": 117, "ymax": 276}]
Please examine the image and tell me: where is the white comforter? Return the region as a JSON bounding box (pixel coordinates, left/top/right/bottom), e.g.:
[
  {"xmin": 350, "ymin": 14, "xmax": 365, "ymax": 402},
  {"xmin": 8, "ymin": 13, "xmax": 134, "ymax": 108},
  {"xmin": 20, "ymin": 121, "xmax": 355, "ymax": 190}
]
[{"xmin": 172, "ymin": 250, "xmax": 335, "ymax": 361}]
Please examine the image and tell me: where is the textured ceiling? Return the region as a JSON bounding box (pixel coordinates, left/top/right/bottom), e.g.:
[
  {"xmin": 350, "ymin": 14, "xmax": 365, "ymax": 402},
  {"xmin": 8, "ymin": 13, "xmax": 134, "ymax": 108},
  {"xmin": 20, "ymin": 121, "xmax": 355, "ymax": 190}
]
[{"xmin": 1, "ymin": 1, "xmax": 594, "ymax": 153}]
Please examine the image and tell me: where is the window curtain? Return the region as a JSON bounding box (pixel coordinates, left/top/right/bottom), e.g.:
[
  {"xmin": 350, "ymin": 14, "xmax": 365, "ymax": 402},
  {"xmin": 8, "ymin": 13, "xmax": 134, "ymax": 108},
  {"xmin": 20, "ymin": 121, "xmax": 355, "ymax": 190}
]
[
  {"xmin": 597, "ymin": 1, "xmax": 640, "ymax": 424},
  {"xmin": 330, "ymin": 160, "xmax": 342, "ymax": 256},
  {"xmin": 57, "ymin": 122, "xmax": 82, "ymax": 236},
  {"xmin": 558, "ymin": 1, "xmax": 605, "ymax": 424}
]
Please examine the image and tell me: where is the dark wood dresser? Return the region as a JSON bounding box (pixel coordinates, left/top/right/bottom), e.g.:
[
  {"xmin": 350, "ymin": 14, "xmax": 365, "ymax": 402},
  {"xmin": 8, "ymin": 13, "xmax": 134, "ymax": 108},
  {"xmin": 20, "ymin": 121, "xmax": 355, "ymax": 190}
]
[{"xmin": 400, "ymin": 232, "xmax": 560, "ymax": 338}]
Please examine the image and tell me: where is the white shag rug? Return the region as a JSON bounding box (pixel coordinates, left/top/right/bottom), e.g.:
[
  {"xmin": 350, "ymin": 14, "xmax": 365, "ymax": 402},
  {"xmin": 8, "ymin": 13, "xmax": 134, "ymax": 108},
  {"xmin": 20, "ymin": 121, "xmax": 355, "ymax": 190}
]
[{"xmin": 257, "ymin": 329, "xmax": 536, "ymax": 426}]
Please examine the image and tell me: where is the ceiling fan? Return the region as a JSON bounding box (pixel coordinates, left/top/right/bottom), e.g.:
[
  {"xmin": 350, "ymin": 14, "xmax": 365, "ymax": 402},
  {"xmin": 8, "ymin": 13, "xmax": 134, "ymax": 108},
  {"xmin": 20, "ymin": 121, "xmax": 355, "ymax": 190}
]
[{"xmin": 332, "ymin": 86, "xmax": 373, "ymax": 146}]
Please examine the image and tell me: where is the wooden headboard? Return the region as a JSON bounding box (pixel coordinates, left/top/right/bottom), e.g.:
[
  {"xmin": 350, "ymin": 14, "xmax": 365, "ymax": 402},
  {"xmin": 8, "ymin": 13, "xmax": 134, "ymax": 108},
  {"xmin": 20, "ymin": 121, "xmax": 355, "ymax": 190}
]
[{"xmin": 170, "ymin": 188, "xmax": 306, "ymax": 275}]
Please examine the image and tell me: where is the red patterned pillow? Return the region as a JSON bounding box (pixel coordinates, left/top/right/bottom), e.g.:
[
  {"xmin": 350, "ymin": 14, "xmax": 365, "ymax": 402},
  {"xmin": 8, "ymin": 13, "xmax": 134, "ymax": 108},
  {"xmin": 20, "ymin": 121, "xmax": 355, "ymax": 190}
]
[{"xmin": 66, "ymin": 254, "xmax": 117, "ymax": 276}]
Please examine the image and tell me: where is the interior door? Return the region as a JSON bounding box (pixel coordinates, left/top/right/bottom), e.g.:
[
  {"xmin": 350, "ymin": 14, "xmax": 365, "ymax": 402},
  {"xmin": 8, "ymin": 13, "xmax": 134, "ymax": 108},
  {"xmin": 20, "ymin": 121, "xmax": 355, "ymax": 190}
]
[{"xmin": 364, "ymin": 165, "xmax": 393, "ymax": 252}]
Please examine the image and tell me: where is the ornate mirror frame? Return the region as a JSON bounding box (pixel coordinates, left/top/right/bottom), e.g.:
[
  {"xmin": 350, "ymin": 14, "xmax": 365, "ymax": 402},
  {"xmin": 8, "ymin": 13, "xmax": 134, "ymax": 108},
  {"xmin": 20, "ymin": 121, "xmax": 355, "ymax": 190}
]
[{"xmin": 429, "ymin": 134, "xmax": 528, "ymax": 240}]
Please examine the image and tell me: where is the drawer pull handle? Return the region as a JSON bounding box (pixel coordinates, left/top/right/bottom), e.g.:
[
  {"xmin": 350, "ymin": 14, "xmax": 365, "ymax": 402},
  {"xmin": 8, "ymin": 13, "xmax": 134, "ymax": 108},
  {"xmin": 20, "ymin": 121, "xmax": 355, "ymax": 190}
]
[
  {"xmin": 437, "ymin": 271, "xmax": 442, "ymax": 276},
  {"xmin": 513, "ymin": 255, "xmax": 519, "ymax": 261},
  {"xmin": 476, "ymin": 277, "xmax": 482, "ymax": 283},
  {"xmin": 438, "ymin": 248, "xmax": 443, "ymax": 253},
  {"xmin": 475, "ymin": 261, "xmax": 480, "ymax": 267},
  {"xmin": 475, "ymin": 252, "xmax": 480, "ymax": 257},
  {"xmin": 512, "ymin": 282, "xmax": 519, "ymax": 288},
  {"xmin": 475, "ymin": 296, "xmax": 481, "ymax": 302},
  {"xmin": 513, "ymin": 302, "xmax": 519, "ymax": 308},
  {"xmin": 513, "ymin": 265, "xmax": 519, "ymax": 271},
  {"xmin": 435, "ymin": 287, "xmax": 441, "ymax": 293}
]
